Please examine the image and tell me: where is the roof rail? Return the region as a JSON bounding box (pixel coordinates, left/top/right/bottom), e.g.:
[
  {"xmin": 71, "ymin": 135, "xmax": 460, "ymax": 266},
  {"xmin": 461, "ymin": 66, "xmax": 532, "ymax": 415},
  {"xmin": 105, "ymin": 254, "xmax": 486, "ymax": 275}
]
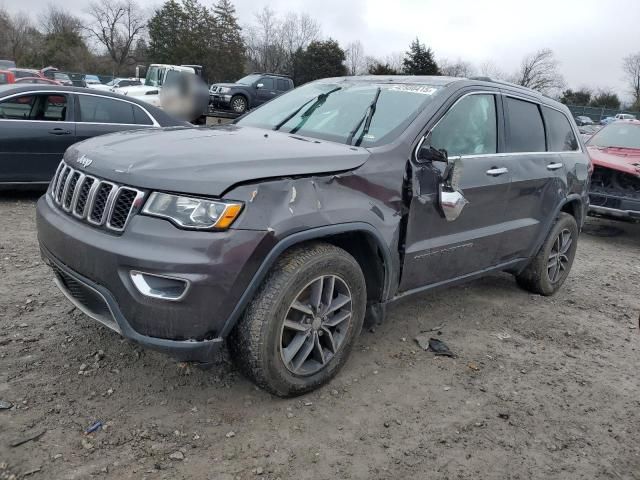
[{"xmin": 249, "ymin": 72, "xmax": 292, "ymax": 78}]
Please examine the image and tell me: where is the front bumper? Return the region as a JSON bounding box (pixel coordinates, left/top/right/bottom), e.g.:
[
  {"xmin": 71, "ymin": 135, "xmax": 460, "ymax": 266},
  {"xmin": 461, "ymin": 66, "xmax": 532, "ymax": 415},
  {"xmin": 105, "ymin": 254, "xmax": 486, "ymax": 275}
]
[
  {"xmin": 210, "ymin": 94, "xmax": 232, "ymax": 108},
  {"xmin": 588, "ymin": 192, "xmax": 640, "ymax": 220},
  {"xmin": 36, "ymin": 194, "xmax": 271, "ymax": 363}
]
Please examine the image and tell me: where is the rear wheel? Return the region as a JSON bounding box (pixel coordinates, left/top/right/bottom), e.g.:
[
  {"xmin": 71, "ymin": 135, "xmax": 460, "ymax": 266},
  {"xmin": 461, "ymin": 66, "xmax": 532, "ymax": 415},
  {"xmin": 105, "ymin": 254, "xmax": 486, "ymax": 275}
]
[
  {"xmin": 516, "ymin": 212, "xmax": 579, "ymax": 295},
  {"xmin": 228, "ymin": 243, "xmax": 366, "ymax": 397},
  {"xmin": 230, "ymin": 95, "xmax": 247, "ymax": 113}
]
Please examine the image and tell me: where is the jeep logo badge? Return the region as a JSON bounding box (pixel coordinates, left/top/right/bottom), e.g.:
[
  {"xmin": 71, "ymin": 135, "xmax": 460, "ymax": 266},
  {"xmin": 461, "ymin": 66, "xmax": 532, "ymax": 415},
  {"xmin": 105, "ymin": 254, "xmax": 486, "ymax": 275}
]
[{"xmin": 76, "ymin": 155, "xmax": 93, "ymax": 168}]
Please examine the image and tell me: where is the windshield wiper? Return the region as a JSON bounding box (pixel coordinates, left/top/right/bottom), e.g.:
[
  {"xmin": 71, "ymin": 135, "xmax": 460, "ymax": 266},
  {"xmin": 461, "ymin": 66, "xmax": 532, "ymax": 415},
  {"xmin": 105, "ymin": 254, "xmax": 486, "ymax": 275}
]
[
  {"xmin": 273, "ymin": 87, "xmax": 342, "ymax": 132},
  {"xmin": 346, "ymin": 87, "xmax": 382, "ymax": 146}
]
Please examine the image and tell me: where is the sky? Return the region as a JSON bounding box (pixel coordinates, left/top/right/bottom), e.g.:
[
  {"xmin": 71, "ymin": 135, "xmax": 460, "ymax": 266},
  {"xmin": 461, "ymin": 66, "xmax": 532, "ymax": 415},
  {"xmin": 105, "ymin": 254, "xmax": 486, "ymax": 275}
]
[{"xmin": 3, "ymin": 0, "xmax": 639, "ymax": 101}]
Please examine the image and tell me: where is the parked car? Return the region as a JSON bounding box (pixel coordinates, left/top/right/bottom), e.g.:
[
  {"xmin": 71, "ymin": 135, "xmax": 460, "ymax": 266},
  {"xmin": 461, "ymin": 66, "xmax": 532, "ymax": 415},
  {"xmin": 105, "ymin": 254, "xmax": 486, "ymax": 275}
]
[
  {"xmin": 90, "ymin": 77, "xmax": 141, "ymax": 91},
  {"xmin": 41, "ymin": 67, "xmax": 73, "ymax": 86},
  {"xmin": 600, "ymin": 116, "xmax": 617, "ymax": 126},
  {"xmin": 16, "ymin": 77, "xmax": 62, "ymax": 85},
  {"xmin": 0, "ymin": 70, "xmax": 16, "ymax": 85},
  {"xmin": 36, "ymin": 76, "xmax": 589, "ymax": 396},
  {"xmin": 578, "ymin": 124, "xmax": 600, "ymax": 142},
  {"xmin": 615, "ymin": 113, "xmax": 636, "ymax": 120},
  {"xmin": 0, "ymin": 60, "xmax": 16, "ymax": 69},
  {"xmin": 0, "ymin": 84, "xmax": 189, "ymax": 187},
  {"xmin": 587, "ymin": 120, "xmax": 640, "ymax": 220},
  {"xmin": 83, "ymin": 75, "xmax": 103, "ymax": 88},
  {"xmin": 209, "ymin": 73, "xmax": 294, "ymax": 113},
  {"xmin": 9, "ymin": 68, "xmax": 41, "ymax": 79},
  {"xmin": 574, "ymin": 115, "xmax": 593, "ymax": 126}
]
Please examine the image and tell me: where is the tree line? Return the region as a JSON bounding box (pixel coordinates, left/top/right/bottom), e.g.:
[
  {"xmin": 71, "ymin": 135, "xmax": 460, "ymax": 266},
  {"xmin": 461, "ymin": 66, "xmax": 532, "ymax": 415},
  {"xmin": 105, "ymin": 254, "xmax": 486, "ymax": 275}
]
[{"xmin": 1, "ymin": 0, "xmax": 640, "ymax": 109}]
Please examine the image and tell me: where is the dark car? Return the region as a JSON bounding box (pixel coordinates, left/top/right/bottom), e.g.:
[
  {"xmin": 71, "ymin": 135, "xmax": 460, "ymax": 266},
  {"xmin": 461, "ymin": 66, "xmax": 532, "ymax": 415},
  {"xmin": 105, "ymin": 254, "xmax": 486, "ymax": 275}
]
[
  {"xmin": 587, "ymin": 120, "xmax": 640, "ymax": 220},
  {"xmin": 209, "ymin": 73, "xmax": 294, "ymax": 113},
  {"xmin": 36, "ymin": 76, "xmax": 589, "ymax": 396},
  {"xmin": 574, "ymin": 115, "xmax": 593, "ymax": 126},
  {"xmin": 41, "ymin": 67, "xmax": 73, "ymax": 87},
  {"xmin": 0, "ymin": 85, "xmax": 188, "ymax": 187}
]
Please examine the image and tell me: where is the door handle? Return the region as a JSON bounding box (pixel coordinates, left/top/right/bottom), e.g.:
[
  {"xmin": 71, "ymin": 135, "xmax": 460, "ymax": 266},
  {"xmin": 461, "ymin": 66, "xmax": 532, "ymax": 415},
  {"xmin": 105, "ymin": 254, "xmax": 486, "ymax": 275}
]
[
  {"xmin": 486, "ymin": 167, "xmax": 508, "ymax": 176},
  {"xmin": 547, "ymin": 162, "xmax": 563, "ymax": 171},
  {"xmin": 48, "ymin": 128, "xmax": 71, "ymax": 135}
]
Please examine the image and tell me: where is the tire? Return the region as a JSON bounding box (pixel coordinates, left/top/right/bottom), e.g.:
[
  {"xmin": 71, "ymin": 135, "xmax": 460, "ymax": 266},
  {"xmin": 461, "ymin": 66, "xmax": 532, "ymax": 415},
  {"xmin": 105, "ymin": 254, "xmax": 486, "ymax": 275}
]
[
  {"xmin": 230, "ymin": 95, "xmax": 247, "ymax": 113},
  {"xmin": 228, "ymin": 242, "xmax": 366, "ymax": 397},
  {"xmin": 516, "ymin": 212, "xmax": 579, "ymax": 296}
]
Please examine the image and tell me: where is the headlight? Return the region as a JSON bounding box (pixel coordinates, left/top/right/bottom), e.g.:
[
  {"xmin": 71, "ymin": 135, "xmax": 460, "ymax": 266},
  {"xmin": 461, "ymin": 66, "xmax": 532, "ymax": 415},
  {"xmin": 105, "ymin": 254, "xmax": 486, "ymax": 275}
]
[
  {"xmin": 219, "ymin": 87, "xmax": 230, "ymax": 93},
  {"xmin": 142, "ymin": 192, "xmax": 243, "ymax": 230}
]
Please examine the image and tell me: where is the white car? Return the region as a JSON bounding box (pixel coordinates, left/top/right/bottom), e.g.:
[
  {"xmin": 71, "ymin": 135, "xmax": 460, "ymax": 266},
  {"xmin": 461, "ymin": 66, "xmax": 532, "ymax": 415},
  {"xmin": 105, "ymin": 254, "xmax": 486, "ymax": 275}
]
[
  {"xmin": 118, "ymin": 65, "xmax": 197, "ymax": 107},
  {"xmin": 615, "ymin": 113, "xmax": 636, "ymax": 120},
  {"xmin": 89, "ymin": 77, "xmax": 142, "ymax": 92}
]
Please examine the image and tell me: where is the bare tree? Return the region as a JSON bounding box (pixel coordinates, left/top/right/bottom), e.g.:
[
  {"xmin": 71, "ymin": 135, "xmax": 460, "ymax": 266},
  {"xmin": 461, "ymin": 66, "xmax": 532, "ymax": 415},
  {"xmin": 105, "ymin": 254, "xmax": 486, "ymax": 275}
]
[
  {"xmin": 39, "ymin": 5, "xmax": 83, "ymax": 36},
  {"xmin": 439, "ymin": 58, "xmax": 476, "ymax": 77},
  {"xmin": 345, "ymin": 40, "xmax": 364, "ymax": 76},
  {"xmin": 478, "ymin": 60, "xmax": 505, "ymax": 80},
  {"xmin": 384, "ymin": 52, "xmax": 404, "ymax": 73},
  {"xmin": 5, "ymin": 12, "xmax": 35, "ymax": 63},
  {"xmin": 282, "ymin": 12, "xmax": 320, "ymax": 56},
  {"xmin": 622, "ymin": 53, "xmax": 640, "ymax": 108},
  {"xmin": 85, "ymin": 0, "xmax": 146, "ymax": 74},
  {"xmin": 511, "ymin": 48, "xmax": 564, "ymax": 94},
  {"xmin": 245, "ymin": 7, "xmax": 286, "ymax": 73},
  {"xmin": 245, "ymin": 8, "xmax": 321, "ymax": 74}
]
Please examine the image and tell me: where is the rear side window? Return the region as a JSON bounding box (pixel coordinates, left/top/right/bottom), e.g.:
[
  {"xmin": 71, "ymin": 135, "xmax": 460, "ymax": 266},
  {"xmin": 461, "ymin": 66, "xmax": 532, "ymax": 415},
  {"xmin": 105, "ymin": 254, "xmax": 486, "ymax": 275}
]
[
  {"xmin": 0, "ymin": 73, "xmax": 7, "ymax": 84},
  {"xmin": 543, "ymin": 107, "xmax": 578, "ymax": 151},
  {"xmin": 277, "ymin": 79, "xmax": 289, "ymax": 91},
  {"xmin": 132, "ymin": 105, "xmax": 153, "ymax": 125},
  {"xmin": 506, "ymin": 97, "xmax": 545, "ymax": 153},
  {"xmin": 429, "ymin": 94, "xmax": 497, "ymax": 157},
  {"xmin": 78, "ymin": 95, "xmax": 135, "ymax": 124}
]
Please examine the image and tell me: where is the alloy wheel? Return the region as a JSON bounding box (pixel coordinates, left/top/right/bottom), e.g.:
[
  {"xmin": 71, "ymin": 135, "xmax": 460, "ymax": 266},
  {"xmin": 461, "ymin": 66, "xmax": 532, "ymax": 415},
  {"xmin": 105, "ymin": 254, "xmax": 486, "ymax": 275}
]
[
  {"xmin": 279, "ymin": 275, "xmax": 353, "ymax": 376},
  {"xmin": 231, "ymin": 98, "xmax": 246, "ymax": 113},
  {"xmin": 547, "ymin": 228, "xmax": 572, "ymax": 283}
]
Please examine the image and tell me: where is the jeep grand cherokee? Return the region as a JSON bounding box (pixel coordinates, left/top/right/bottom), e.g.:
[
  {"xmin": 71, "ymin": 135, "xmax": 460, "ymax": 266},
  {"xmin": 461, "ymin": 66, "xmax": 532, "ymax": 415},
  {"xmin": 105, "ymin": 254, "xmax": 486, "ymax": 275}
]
[{"xmin": 36, "ymin": 76, "xmax": 590, "ymax": 397}]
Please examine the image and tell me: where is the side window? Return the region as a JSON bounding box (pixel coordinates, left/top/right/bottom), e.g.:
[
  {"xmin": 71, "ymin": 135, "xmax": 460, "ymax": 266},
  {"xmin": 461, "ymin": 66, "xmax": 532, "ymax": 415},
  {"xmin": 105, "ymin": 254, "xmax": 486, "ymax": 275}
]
[
  {"xmin": 277, "ymin": 79, "xmax": 289, "ymax": 91},
  {"xmin": 429, "ymin": 94, "xmax": 497, "ymax": 157},
  {"xmin": 542, "ymin": 107, "xmax": 578, "ymax": 151},
  {"xmin": 78, "ymin": 95, "xmax": 135, "ymax": 124},
  {"xmin": 0, "ymin": 73, "xmax": 7, "ymax": 85},
  {"xmin": 132, "ymin": 105, "xmax": 153, "ymax": 125},
  {"xmin": 260, "ymin": 78, "xmax": 275, "ymax": 89},
  {"xmin": 0, "ymin": 94, "xmax": 68, "ymax": 121},
  {"xmin": 506, "ymin": 97, "xmax": 545, "ymax": 153}
]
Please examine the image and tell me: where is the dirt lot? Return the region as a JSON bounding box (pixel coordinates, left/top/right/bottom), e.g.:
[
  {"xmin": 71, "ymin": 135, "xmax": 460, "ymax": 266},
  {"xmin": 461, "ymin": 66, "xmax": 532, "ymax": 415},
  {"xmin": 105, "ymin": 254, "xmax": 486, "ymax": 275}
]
[{"xmin": 1, "ymin": 192, "xmax": 638, "ymax": 480}]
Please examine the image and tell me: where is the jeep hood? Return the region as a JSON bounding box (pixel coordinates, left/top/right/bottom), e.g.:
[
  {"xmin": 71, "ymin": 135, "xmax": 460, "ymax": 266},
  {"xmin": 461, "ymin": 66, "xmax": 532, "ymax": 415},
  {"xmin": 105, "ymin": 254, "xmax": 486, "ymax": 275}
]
[
  {"xmin": 64, "ymin": 125, "xmax": 370, "ymax": 196},
  {"xmin": 587, "ymin": 145, "xmax": 640, "ymax": 177}
]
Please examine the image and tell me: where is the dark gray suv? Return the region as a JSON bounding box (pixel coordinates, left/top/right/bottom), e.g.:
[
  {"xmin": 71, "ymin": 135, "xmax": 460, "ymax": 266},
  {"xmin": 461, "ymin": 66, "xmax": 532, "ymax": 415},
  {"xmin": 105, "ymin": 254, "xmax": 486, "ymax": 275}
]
[
  {"xmin": 209, "ymin": 73, "xmax": 294, "ymax": 113},
  {"xmin": 36, "ymin": 76, "xmax": 590, "ymax": 396}
]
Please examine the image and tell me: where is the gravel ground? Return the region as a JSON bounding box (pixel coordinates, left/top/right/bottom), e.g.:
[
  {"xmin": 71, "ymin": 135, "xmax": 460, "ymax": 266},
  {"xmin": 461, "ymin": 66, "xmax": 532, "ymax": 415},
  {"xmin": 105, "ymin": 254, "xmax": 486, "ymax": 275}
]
[{"xmin": 1, "ymin": 192, "xmax": 639, "ymax": 480}]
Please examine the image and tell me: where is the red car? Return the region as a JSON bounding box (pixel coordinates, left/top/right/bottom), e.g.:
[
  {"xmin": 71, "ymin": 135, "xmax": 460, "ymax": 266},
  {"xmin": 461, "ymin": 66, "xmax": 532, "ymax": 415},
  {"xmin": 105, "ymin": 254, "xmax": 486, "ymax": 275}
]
[
  {"xmin": 587, "ymin": 120, "xmax": 640, "ymax": 220},
  {"xmin": 0, "ymin": 70, "xmax": 16, "ymax": 85},
  {"xmin": 15, "ymin": 77, "xmax": 62, "ymax": 85}
]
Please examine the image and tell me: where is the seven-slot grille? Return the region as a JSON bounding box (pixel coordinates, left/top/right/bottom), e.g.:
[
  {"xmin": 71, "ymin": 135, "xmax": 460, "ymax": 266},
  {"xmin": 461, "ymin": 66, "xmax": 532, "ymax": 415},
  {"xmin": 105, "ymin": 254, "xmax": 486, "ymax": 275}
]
[{"xmin": 50, "ymin": 161, "xmax": 144, "ymax": 232}]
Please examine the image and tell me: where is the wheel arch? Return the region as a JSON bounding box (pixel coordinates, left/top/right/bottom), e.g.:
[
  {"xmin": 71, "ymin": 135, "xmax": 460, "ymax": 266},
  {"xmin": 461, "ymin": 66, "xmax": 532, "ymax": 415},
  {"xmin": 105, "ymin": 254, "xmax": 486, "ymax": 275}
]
[{"xmin": 219, "ymin": 223, "xmax": 393, "ymax": 337}]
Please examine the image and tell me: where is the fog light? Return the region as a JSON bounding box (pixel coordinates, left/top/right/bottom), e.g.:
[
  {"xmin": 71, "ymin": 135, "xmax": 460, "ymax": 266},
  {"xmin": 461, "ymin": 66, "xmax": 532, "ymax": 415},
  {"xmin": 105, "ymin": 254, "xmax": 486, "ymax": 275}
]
[{"xmin": 130, "ymin": 271, "xmax": 190, "ymax": 301}]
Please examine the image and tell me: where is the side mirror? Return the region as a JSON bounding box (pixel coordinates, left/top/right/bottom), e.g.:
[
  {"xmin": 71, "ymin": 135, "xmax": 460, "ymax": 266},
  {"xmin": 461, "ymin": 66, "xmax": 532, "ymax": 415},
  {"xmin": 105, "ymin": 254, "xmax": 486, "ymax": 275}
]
[
  {"xmin": 256, "ymin": 83, "xmax": 264, "ymax": 89},
  {"xmin": 416, "ymin": 143, "xmax": 448, "ymax": 164}
]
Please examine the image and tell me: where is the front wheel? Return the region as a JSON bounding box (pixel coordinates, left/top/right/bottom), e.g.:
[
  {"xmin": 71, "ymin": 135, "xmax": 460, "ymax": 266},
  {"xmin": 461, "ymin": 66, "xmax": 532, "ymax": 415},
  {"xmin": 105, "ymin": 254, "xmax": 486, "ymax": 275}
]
[
  {"xmin": 228, "ymin": 243, "xmax": 366, "ymax": 397},
  {"xmin": 230, "ymin": 95, "xmax": 247, "ymax": 113},
  {"xmin": 516, "ymin": 212, "xmax": 579, "ymax": 295}
]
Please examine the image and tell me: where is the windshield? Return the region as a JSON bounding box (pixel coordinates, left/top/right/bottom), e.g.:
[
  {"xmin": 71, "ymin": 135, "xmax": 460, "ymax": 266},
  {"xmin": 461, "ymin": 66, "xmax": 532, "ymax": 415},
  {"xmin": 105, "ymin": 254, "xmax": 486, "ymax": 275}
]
[
  {"xmin": 145, "ymin": 66, "xmax": 164, "ymax": 87},
  {"xmin": 237, "ymin": 82, "xmax": 442, "ymax": 146},
  {"xmin": 236, "ymin": 74, "xmax": 261, "ymax": 86},
  {"xmin": 588, "ymin": 122, "xmax": 640, "ymax": 149}
]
